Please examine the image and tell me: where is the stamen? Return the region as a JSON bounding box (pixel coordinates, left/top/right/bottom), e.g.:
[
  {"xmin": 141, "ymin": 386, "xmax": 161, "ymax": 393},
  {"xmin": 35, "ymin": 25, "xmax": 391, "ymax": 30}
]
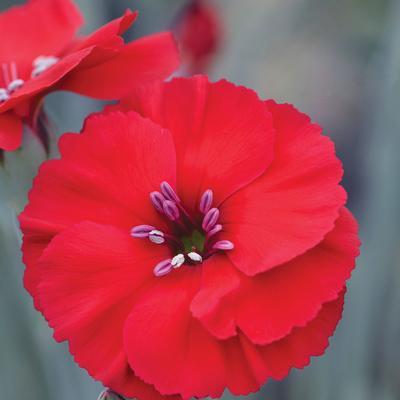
[
  {"xmin": 33, "ymin": 56, "xmax": 56, "ymax": 68},
  {"xmin": 2, "ymin": 64, "xmax": 10, "ymax": 86},
  {"xmin": 187, "ymin": 251, "xmax": 202, "ymax": 263},
  {"xmin": 213, "ymin": 240, "xmax": 234, "ymax": 250},
  {"xmin": 148, "ymin": 230, "xmax": 165, "ymax": 244},
  {"xmin": 2, "ymin": 63, "xmax": 24, "ymax": 94},
  {"xmin": 160, "ymin": 181, "xmax": 180, "ymax": 203},
  {"xmin": 163, "ymin": 200, "xmax": 180, "ymax": 221},
  {"xmin": 171, "ymin": 253, "xmax": 185, "ymax": 268},
  {"xmin": 150, "ymin": 191, "xmax": 166, "ymax": 213},
  {"xmin": 130, "ymin": 225, "xmax": 156, "ymax": 238},
  {"xmin": 199, "ymin": 189, "xmax": 213, "ymax": 214},
  {"xmin": 202, "ymin": 207, "xmax": 220, "ymax": 232},
  {"xmin": 137, "ymin": 184, "xmax": 232, "ymax": 276},
  {"xmin": 10, "ymin": 62, "xmax": 17, "ymax": 81},
  {"xmin": 153, "ymin": 259, "xmax": 173, "ymax": 277},
  {"xmin": 31, "ymin": 56, "xmax": 59, "ymax": 78},
  {"xmin": 0, "ymin": 88, "xmax": 9, "ymax": 102},
  {"xmin": 206, "ymin": 223, "xmax": 222, "ymax": 238},
  {"xmin": 7, "ymin": 79, "xmax": 24, "ymax": 93}
]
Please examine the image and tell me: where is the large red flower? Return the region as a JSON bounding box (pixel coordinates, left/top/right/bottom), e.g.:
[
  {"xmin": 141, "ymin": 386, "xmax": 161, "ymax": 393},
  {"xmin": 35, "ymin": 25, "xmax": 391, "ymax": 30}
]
[
  {"xmin": 0, "ymin": 0, "xmax": 179, "ymax": 151},
  {"xmin": 20, "ymin": 76, "xmax": 360, "ymax": 400}
]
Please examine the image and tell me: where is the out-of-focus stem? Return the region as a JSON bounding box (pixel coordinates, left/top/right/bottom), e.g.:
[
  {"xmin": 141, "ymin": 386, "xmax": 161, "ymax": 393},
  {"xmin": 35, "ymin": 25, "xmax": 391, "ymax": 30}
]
[{"xmin": 97, "ymin": 389, "xmax": 125, "ymax": 400}]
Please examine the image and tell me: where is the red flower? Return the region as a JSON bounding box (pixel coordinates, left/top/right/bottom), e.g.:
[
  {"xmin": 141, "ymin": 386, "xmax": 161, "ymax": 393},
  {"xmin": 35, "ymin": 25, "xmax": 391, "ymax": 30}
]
[
  {"xmin": 0, "ymin": 0, "xmax": 179, "ymax": 151},
  {"xmin": 20, "ymin": 76, "xmax": 360, "ymax": 399},
  {"xmin": 174, "ymin": 0, "xmax": 221, "ymax": 74}
]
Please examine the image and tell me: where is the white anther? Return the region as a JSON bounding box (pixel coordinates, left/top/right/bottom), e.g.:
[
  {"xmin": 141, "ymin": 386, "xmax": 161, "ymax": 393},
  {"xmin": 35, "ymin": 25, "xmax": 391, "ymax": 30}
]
[
  {"xmin": 148, "ymin": 230, "xmax": 165, "ymax": 244},
  {"xmin": 31, "ymin": 65, "xmax": 47, "ymax": 78},
  {"xmin": 0, "ymin": 88, "xmax": 9, "ymax": 102},
  {"xmin": 31, "ymin": 56, "xmax": 59, "ymax": 78},
  {"xmin": 171, "ymin": 253, "xmax": 185, "ymax": 269},
  {"xmin": 7, "ymin": 79, "xmax": 24, "ymax": 93},
  {"xmin": 33, "ymin": 55, "xmax": 59, "ymax": 68},
  {"xmin": 187, "ymin": 252, "xmax": 203, "ymax": 263}
]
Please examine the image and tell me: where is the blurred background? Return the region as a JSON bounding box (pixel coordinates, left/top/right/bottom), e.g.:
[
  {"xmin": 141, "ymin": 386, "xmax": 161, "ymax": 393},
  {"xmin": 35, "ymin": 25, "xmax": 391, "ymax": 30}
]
[{"xmin": 0, "ymin": 0, "xmax": 399, "ymax": 399}]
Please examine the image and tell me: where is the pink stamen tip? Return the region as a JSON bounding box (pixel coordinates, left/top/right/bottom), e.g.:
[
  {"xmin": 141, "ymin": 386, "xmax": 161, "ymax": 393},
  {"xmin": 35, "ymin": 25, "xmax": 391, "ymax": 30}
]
[
  {"xmin": 150, "ymin": 191, "xmax": 165, "ymax": 213},
  {"xmin": 207, "ymin": 223, "xmax": 222, "ymax": 238},
  {"xmin": 160, "ymin": 181, "xmax": 180, "ymax": 203},
  {"xmin": 199, "ymin": 189, "xmax": 213, "ymax": 214},
  {"xmin": 163, "ymin": 200, "xmax": 180, "ymax": 221},
  {"xmin": 213, "ymin": 240, "xmax": 234, "ymax": 250},
  {"xmin": 153, "ymin": 259, "xmax": 173, "ymax": 277},
  {"xmin": 202, "ymin": 207, "xmax": 220, "ymax": 232},
  {"xmin": 130, "ymin": 224, "xmax": 156, "ymax": 238}
]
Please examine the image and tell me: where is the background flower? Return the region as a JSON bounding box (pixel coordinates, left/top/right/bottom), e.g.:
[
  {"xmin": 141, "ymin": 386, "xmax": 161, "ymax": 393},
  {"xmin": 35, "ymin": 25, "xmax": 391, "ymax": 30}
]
[
  {"xmin": 173, "ymin": 0, "xmax": 221, "ymax": 74},
  {"xmin": 0, "ymin": 0, "xmax": 179, "ymax": 151},
  {"xmin": 20, "ymin": 76, "xmax": 360, "ymax": 399}
]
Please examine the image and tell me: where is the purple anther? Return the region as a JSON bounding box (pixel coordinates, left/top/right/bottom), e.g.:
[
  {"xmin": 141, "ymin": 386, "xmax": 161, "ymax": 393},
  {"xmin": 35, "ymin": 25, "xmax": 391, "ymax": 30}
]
[
  {"xmin": 199, "ymin": 189, "xmax": 213, "ymax": 214},
  {"xmin": 163, "ymin": 200, "xmax": 180, "ymax": 221},
  {"xmin": 153, "ymin": 259, "xmax": 173, "ymax": 277},
  {"xmin": 148, "ymin": 229, "xmax": 165, "ymax": 244},
  {"xmin": 207, "ymin": 223, "xmax": 222, "ymax": 238},
  {"xmin": 160, "ymin": 181, "xmax": 180, "ymax": 203},
  {"xmin": 213, "ymin": 240, "xmax": 235, "ymax": 251},
  {"xmin": 202, "ymin": 207, "xmax": 220, "ymax": 232},
  {"xmin": 130, "ymin": 224, "xmax": 156, "ymax": 238},
  {"xmin": 150, "ymin": 191, "xmax": 165, "ymax": 213}
]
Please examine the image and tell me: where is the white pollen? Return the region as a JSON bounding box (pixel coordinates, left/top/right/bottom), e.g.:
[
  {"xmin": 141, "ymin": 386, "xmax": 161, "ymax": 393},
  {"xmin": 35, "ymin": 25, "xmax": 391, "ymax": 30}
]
[
  {"xmin": 0, "ymin": 88, "xmax": 9, "ymax": 102},
  {"xmin": 187, "ymin": 252, "xmax": 202, "ymax": 263},
  {"xmin": 31, "ymin": 56, "xmax": 59, "ymax": 78},
  {"xmin": 171, "ymin": 253, "xmax": 185, "ymax": 269},
  {"xmin": 7, "ymin": 79, "xmax": 24, "ymax": 93},
  {"xmin": 148, "ymin": 230, "xmax": 165, "ymax": 244}
]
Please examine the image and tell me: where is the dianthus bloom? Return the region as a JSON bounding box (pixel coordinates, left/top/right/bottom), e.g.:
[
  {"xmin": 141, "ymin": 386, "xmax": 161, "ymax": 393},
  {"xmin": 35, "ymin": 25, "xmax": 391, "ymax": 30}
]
[
  {"xmin": 0, "ymin": 0, "xmax": 179, "ymax": 151},
  {"xmin": 20, "ymin": 76, "xmax": 360, "ymax": 400}
]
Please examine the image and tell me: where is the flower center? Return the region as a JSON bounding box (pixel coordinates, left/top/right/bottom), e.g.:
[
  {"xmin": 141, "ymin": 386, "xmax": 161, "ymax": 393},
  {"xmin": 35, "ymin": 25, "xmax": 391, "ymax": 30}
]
[
  {"xmin": 0, "ymin": 56, "xmax": 59, "ymax": 103},
  {"xmin": 131, "ymin": 182, "xmax": 234, "ymax": 277}
]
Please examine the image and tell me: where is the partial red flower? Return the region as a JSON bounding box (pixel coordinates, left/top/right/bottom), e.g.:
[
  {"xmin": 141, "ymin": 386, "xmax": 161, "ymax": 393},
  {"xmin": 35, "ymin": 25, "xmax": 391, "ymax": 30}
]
[
  {"xmin": 0, "ymin": 0, "xmax": 179, "ymax": 151},
  {"xmin": 20, "ymin": 76, "xmax": 360, "ymax": 400},
  {"xmin": 174, "ymin": 0, "xmax": 221, "ymax": 74}
]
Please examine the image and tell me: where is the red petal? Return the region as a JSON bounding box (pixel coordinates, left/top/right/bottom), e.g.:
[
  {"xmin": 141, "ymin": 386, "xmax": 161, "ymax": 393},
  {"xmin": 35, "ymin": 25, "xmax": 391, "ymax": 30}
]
[
  {"xmin": 222, "ymin": 101, "xmax": 347, "ymax": 275},
  {"xmin": 190, "ymin": 255, "xmax": 240, "ymax": 338},
  {"xmin": 59, "ymin": 32, "xmax": 180, "ymax": 99},
  {"xmin": 122, "ymin": 76, "xmax": 275, "ymax": 210},
  {"xmin": 0, "ymin": 112, "xmax": 22, "ymax": 150},
  {"xmin": 20, "ymin": 111, "xmax": 176, "ymax": 300},
  {"xmin": 234, "ymin": 292, "xmax": 345, "ymax": 391},
  {"xmin": 199, "ymin": 208, "xmax": 359, "ymax": 344},
  {"xmin": 70, "ymin": 9, "xmax": 138, "ymax": 51},
  {"xmin": 0, "ymin": 0, "xmax": 82, "ymax": 67},
  {"xmin": 124, "ymin": 269, "xmax": 228, "ymax": 399},
  {"xmin": 36, "ymin": 221, "xmax": 174, "ymax": 399},
  {"xmin": 124, "ymin": 265, "xmax": 345, "ymax": 398}
]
